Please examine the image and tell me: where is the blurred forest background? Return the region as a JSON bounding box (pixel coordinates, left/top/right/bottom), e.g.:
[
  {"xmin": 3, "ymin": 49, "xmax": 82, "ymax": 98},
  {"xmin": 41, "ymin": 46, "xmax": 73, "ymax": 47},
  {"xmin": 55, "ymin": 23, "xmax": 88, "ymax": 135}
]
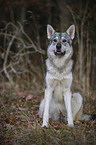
[
  {"xmin": 0, "ymin": 0, "xmax": 96, "ymax": 93},
  {"xmin": 0, "ymin": 0, "xmax": 96, "ymax": 144}
]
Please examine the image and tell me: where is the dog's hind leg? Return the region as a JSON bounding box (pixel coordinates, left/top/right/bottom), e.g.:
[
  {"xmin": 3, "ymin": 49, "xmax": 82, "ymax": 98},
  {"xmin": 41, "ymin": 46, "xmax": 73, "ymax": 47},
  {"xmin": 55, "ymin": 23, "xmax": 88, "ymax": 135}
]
[
  {"xmin": 72, "ymin": 93, "xmax": 96, "ymax": 122},
  {"xmin": 72, "ymin": 93, "xmax": 83, "ymax": 121}
]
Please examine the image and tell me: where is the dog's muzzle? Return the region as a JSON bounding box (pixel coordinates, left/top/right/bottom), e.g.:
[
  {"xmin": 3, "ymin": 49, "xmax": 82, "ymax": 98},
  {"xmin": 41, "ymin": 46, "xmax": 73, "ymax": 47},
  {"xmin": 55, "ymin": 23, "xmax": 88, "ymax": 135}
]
[{"xmin": 55, "ymin": 42, "xmax": 66, "ymax": 56}]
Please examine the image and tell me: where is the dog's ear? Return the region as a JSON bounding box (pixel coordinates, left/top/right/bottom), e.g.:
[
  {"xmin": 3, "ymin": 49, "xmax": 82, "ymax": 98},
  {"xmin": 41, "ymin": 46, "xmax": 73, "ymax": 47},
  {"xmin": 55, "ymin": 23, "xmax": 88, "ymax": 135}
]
[
  {"xmin": 47, "ymin": 24, "xmax": 55, "ymax": 39},
  {"xmin": 66, "ymin": 25, "xmax": 75, "ymax": 40}
]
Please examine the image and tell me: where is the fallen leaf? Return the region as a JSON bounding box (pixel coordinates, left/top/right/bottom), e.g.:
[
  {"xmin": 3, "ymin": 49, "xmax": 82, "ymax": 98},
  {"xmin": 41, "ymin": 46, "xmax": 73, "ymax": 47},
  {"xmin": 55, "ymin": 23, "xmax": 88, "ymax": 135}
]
[
  {"xmin": 18, "ymin": 107, "xmax": 28, "ymax": 111},
  {"xmin": 26, "ymin": 94, "xmax": 33, "ymax": 101}
]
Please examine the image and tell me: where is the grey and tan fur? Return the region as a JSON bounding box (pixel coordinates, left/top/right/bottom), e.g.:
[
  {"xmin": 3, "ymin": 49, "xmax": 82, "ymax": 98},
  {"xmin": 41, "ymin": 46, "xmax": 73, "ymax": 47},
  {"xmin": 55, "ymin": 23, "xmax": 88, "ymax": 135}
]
[{"xmin": 39, "ymin": 24, "xmax": 95, "ymax": 127}]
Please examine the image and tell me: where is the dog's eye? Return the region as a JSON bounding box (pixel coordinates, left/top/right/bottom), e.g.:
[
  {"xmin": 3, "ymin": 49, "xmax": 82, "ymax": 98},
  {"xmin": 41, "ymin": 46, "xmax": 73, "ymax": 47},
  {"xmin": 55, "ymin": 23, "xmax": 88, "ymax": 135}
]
[
  {"xmin": 53, "ymin": 39, "xmax": 57, "ymax": 43},
  {"xmin": 62, "ymin": 39, "xmax": 67, "ymax": 43}
]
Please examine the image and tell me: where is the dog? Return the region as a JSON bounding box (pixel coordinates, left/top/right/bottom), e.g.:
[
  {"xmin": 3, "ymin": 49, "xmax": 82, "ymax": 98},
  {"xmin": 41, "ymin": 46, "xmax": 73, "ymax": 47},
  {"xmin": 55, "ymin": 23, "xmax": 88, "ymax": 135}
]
[{"xmin": 39, "ymin": 24, "xmax": 96, "ymax": 127}]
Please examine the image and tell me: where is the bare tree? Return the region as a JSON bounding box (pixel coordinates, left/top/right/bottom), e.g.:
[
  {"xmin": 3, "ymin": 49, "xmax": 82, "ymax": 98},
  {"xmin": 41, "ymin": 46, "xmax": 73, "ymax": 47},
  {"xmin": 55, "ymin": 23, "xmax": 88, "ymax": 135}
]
[
  {"xmin": 0, "ymin": 22, "xmax": 45, "ymax": 85},
  {"xmin": 67, "ymin": 2, "xmax": 96, "ymax": 92},
  {"xmin": 57, "ymin": 0, "xmax": 71, "ymax": 31}
]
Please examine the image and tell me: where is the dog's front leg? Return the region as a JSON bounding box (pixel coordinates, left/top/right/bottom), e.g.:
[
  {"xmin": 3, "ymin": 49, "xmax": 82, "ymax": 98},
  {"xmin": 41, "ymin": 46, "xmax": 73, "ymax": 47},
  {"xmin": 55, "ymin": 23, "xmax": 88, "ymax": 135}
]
[
  {"xmin": 64, "ymin": 89, "xmax": 73, "ymax": 127},
  {"xmin": 42, "ymin": 88, "xmax": 52, "ymax": 127}
]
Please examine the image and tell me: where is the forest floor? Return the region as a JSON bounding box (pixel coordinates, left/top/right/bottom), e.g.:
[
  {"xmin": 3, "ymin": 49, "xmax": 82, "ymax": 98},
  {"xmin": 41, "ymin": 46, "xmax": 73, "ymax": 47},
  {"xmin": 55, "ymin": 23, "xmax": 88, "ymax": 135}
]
[{"xmin": 0, "ymin": 80, "xmax": 96, "ymax": 145}]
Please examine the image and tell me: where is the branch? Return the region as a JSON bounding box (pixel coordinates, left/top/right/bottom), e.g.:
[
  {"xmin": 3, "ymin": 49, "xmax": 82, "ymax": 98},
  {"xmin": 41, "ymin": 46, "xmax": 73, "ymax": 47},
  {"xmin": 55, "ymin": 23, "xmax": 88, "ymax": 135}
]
[
  {"xmin": 81, "ymin": 1, "xmax": 88, "ymax": 25},
  {"xmin": 3, "ymin": 35, "xmax": 15, "ymax": 85},
  {"xmin": 17, "ymin": 22, "xmax": 45, "ymax": 54},
  {"xmin": 67, "ymin": 5, "xmax": 80, "ymax": 48},
  {"xmin": 0, "ymin": 21, "xmax": 45, "ymax": 84}
]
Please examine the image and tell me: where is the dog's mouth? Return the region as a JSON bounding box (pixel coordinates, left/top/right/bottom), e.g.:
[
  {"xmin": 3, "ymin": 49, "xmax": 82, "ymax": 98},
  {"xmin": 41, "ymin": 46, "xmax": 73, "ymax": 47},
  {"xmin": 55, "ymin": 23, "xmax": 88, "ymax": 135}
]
[{"xmin": 54, "ymin": 51, "xmax": 66, "ymax": 56}]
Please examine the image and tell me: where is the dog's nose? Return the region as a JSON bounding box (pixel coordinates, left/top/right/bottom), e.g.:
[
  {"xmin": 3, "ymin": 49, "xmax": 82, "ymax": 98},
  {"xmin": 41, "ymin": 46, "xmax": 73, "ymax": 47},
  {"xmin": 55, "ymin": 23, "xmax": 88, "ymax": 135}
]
[{"xmin": 56, "ymin": 43, "xmax": 61, "ymax": 50}]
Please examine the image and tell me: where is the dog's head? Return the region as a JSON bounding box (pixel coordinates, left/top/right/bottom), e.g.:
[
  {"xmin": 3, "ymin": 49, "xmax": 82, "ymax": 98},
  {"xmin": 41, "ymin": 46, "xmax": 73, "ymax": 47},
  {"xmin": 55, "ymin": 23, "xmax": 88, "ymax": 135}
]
[{"xmin": 47, "ymin": 24, "xmax": 75, "ymax": 58}]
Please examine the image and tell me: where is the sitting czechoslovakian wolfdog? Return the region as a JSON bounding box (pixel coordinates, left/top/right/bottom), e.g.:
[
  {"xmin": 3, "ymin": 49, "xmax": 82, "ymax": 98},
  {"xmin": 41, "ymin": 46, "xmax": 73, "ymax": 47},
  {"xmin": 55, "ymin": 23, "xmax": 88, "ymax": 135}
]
[{"xmin": 39, "ymin": 24, "xmax": 95, "ymax": 127}]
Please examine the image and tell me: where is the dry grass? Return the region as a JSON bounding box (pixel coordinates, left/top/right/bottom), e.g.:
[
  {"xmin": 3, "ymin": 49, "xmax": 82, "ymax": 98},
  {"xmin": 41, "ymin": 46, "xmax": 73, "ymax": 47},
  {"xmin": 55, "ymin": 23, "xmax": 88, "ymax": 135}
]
[{"xmin": 0, "ymin": 81, "xmax": 96, "ymax": 145}]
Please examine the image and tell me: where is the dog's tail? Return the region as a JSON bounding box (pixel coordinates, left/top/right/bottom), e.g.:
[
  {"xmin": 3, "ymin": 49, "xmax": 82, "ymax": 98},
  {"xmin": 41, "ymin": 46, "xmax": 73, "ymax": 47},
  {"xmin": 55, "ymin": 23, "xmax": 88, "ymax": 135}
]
[{"xmin": 79, "ymin": 114, "xmax": 96, "ymax": 121}]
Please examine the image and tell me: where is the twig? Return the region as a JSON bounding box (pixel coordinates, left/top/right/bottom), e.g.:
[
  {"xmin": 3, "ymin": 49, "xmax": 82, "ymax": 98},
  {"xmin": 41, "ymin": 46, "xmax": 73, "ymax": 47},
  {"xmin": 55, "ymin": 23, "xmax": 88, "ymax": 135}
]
[
  {"xmin": 18, "ymin": 22, "xmax": 45, "ymax": 54},
  {"xmin": 67, "ymin": 5, "xmax": 80, "ymax": 48},
  {"xmin": 3, "ymin": 35, "xmax": 15, "ymax": 85}
]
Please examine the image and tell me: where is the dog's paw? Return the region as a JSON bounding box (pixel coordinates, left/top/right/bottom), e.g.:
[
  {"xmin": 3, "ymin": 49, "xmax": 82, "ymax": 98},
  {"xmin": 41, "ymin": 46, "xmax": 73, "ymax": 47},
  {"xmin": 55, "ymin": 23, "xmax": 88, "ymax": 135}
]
[
  {"xmin": 67, "ymin": 122, "xmax": 74, "ymax": 127},
  {"xmin": 67, "ymin": 123, "xmax": 74, "ymax": 127},
  {"xmin": 41, "ymin": 124, "xmax": 49, "ymax": 128}
]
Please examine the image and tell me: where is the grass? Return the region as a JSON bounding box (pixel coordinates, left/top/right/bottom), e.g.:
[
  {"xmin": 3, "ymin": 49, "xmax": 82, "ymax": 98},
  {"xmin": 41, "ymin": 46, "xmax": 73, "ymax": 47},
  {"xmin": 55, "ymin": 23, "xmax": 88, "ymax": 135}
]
[{"xmin": 0, "ymin": 82, "xmax": 96, "ymax": 145}]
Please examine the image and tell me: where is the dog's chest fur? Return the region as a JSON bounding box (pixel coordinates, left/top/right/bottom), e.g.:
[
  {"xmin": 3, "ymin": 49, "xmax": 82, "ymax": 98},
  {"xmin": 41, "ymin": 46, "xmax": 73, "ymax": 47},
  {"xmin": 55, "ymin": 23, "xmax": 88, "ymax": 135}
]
[
  {"xmin": 46, "ymin": 58, "xmax": 73, "ymax": 103},
  {"xmin": 46, "ymin": 58, "xmax": 73, "ymax": 80}
]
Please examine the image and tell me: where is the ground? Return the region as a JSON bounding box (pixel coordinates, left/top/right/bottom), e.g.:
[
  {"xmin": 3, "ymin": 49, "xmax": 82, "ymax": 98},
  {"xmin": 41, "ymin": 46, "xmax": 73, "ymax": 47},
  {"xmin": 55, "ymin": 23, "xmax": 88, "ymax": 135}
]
[{"xmin": 0, "ymin": 81, "xmax": 96, "ymax": 145}]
